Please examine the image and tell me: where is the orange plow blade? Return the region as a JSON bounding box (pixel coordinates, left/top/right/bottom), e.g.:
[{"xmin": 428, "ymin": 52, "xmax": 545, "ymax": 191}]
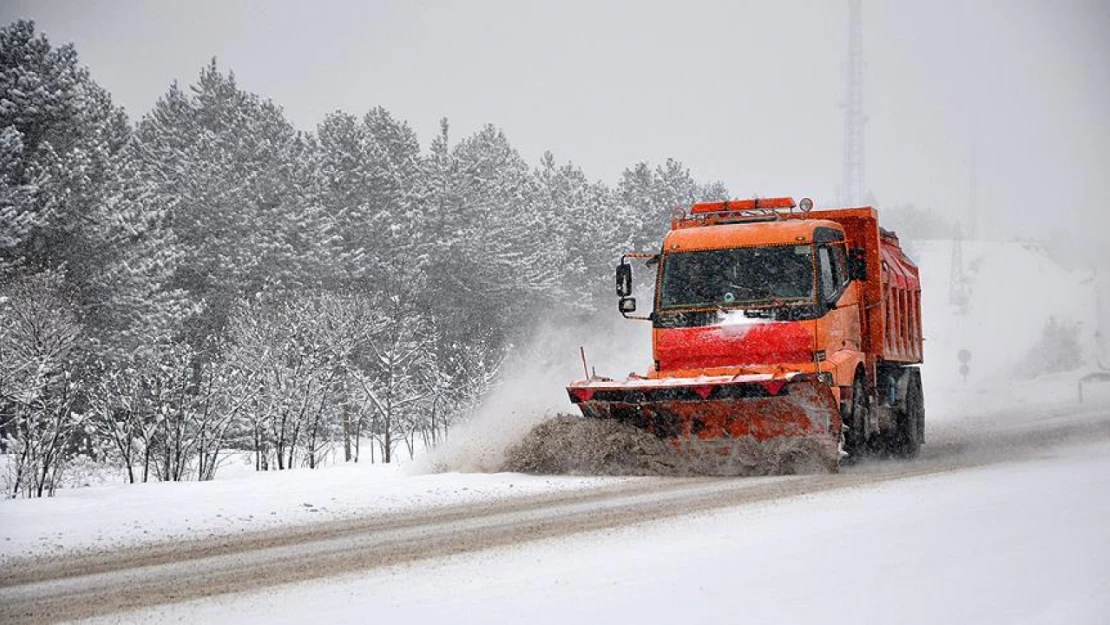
[{"xmin": 566, "ymin": 374, "xmax": 842, "ymax": 474}]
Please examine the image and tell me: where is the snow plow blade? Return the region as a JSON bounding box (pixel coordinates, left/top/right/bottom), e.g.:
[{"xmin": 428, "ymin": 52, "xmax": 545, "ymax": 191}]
[{"xmin": 566, "ymin": 374, "xmax": 841, "ymax": 475}]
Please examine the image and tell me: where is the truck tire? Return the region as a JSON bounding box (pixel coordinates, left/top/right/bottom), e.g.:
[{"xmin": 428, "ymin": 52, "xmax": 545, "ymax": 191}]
[
  {"xmin": 891, "ymin": 369, "xmax": 924, "ymax": 458},
  {"xmin": 841, "ymin": 372, "xmax": 868, "ymax": 462}
]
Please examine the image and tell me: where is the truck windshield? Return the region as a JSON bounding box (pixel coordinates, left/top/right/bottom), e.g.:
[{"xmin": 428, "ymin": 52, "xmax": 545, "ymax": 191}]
[{"xmin": 658, "ymin": 245, "xmax": 815, "ymax": 311}]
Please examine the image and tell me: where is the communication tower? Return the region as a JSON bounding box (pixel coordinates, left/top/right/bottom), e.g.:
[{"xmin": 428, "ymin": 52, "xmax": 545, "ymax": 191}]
[{"xmin": 841, "ymin": 0, "xmax": 865, "ymax": 206}]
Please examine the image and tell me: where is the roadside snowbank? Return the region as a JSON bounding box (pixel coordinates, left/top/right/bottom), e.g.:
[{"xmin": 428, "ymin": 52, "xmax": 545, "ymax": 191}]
[{"xmin": 0, "ymin": 463, "xmax": 631, "ymax": 562}]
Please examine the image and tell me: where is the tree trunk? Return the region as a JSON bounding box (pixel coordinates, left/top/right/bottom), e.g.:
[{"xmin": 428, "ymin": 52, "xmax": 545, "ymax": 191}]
[
  {"xmin": 342, "ymin": 404, "xmax": 352, "ymax": 462},
  {"xmin": 353, "ymin": 413, "xmax": 362, "ymax": 463},
  {"xmin": 142, "ymin": 444, "xmax": 151, "ymax": 483}
]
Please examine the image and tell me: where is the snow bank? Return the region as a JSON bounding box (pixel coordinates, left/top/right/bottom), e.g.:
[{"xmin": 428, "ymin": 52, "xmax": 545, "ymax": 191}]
[{"xmin": 0, "ymin": 461, "xmax": 630, "ymax": 562}]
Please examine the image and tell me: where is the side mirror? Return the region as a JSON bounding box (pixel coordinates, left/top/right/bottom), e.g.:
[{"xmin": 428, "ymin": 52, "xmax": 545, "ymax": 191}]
[
  {"xmin": 848, "ymin": 248, "xmax": 868, "ymax": 281},
  {"xmin": 618, "ymin": 297, "xmax": 637, "ymax": 314},
  {"xmin": 616, "ymin": 263, "xmax": 632, "ymax": 297}
]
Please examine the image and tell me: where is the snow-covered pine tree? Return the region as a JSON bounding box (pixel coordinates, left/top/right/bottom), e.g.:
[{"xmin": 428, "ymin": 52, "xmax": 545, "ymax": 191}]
[
  {"xmin": 617, "ymin": 158, "xmax": 729, "ymax": 253},
  {"xmin": 315, "ymin": 110, "xmax": 376, "ymax": 281},
  {"xmin": 133, "ymin": 60, "xmax": 329, "ymax": 339},
  {"xmin": 0, "ymin": 21, "xmax": 130, "ymax": 275},
  {"xmin": 445, "ymin": 125, "xmax": 565, "ymax": 333},
  {"xmin": 80, "ymin": 143, "xmax": 196, "ymax": 360},
  {"xmin": 616, "ymin": 161, "xmax": 658, "ymax": 252},
  {"xmin": 534, "ymin": 151, "xmax": 627, "ymax": 311}
]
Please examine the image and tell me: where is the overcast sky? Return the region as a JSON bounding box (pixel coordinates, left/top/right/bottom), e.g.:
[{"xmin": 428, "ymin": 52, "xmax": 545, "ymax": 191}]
[{"xmin": 4, "ymin": 0, "xmax": 1108, "ymax": 243}]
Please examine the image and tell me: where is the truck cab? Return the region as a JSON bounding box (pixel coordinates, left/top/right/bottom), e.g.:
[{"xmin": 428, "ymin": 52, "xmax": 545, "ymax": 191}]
[{"xmin": 650, "ymin": 216, "xmax": 863, "ymax": 381}]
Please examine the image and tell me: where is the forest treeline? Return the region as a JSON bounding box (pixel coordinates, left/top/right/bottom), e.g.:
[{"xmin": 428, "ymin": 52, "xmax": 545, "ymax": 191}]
[{"xmin": 0, "ymin": 21, "xmax": 728, "ymax": 496}]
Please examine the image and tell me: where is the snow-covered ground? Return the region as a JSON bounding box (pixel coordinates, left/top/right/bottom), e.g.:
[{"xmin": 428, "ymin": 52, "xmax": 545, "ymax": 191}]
[
  {"xmin": 0, "ymin": 461, "xmax": 635, "ymax": 562},
  {"xmin": 914, "ymin": 238, "xmax": 1105, "ymax": 421},
  {"xmin": 81, "ymin": 437, "xmax": 1110, "ymax": 625}
]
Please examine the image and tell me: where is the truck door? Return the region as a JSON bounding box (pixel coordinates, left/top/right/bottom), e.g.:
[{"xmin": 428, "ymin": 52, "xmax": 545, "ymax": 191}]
[{"xmin": 817, "ymin": 242, "xmax": 862, "ymax": 356}]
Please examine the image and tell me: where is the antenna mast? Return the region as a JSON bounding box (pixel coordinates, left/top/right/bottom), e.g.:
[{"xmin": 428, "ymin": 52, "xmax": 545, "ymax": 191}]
[{"xmin": 842, "ymin": 0, "xmax": 865, "ymax": 206}]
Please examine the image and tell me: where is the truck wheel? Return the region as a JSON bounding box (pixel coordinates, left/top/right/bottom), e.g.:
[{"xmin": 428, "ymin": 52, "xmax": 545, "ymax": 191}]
[
  {"xmin": 841, "ymin": 373, "xmax": 868, "ymax": 462},
  {"xmin": 892, "ymin": 370, "xmax": 924, "ymax": 458}
]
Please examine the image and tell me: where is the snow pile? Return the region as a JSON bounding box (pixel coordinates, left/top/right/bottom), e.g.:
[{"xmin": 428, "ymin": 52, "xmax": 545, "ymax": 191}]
[
  {"xmin": 501, "ymin": 415, "xmax": 836, "ymax": 477},
  {"xmin": 500, "ymin": 415, "xmax": 678, "ymax": 475}
]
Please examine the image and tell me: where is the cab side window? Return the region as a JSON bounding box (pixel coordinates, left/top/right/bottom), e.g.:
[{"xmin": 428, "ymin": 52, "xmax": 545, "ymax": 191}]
[
  {"xmin": 819, "ymin": 243, "xmax": 850, "ymax": 304},
  {"xmin": 830, "ymin": 244, "xmax": 848, "ymax": 289},
  {"xmin": 818, "ymin": 247, "xmax": 836, "ymax": 302}
]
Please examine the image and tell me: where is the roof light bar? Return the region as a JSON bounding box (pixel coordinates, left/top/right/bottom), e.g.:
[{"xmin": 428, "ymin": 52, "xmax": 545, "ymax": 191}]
[{"xmin": 689, "ymin": 197, "xmax": 796, "ymax": 214}]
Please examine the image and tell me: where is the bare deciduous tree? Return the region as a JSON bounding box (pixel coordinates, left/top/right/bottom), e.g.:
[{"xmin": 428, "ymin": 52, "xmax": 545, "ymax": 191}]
[{"xmin": 0, "ymin": 271, "xmax": 85, "ymax": 498}]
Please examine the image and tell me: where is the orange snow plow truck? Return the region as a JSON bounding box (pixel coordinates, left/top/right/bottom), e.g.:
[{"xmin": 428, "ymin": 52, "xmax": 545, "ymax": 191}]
[{"xmin": 567, "ymin": 197, "xmax": 924, "ymax": 473}]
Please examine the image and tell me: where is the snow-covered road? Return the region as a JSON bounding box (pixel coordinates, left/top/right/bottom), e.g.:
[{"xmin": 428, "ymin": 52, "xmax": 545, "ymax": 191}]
[{"xmin": 2, "ymin": 403, "xmax": 1108, "ymax": 624}]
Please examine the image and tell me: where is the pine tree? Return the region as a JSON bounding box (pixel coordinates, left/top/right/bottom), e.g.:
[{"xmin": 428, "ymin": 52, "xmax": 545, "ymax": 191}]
[
  {"xmin": 616, "ymin": 161, "xmax": 658, "ymax": 251},
  {"xmin": 80, "ymin": 144, "xmax": 195, "ymax": 359},
  {"xmin": 617, "ymin": 157, "xmax": 728, "ymax": 252},
  {"xmin": 133, "ymin": 60, "xmax": 330, "ymax": 338},
  {"xmin": 0, "ymin": 20, "xmax": 130, "ymax": 274},
  {"xmin": 534, "ymin": 152, "xmax": 614, "ymax": 310},
  {"xmin": 444, "ymin": 125, "xmax": 564, "ymax": 329}
]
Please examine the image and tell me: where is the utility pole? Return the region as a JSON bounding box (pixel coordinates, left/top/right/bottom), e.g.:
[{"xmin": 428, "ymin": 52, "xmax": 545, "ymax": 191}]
[{"xmin": 841, "ymin": 0, "xmax": 865, "ymax": 206}]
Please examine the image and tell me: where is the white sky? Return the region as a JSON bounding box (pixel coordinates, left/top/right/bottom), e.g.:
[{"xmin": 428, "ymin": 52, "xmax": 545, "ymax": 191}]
[{"xmin": 4, "ymin": 0, "xmax": 1108, "ymax": 243}]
